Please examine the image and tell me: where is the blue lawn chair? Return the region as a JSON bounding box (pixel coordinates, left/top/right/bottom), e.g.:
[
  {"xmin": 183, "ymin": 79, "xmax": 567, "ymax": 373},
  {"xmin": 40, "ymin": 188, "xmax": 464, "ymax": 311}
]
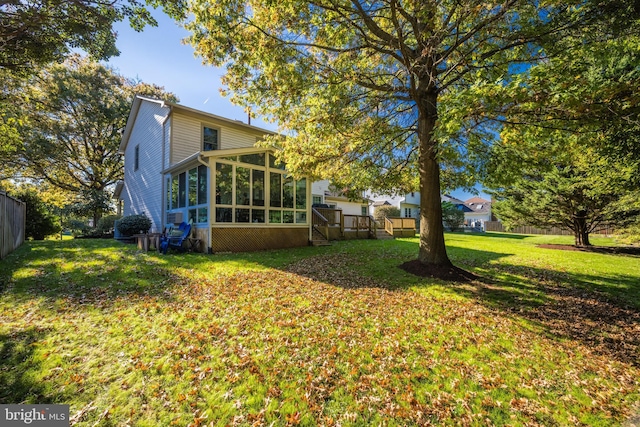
[{"xmin": 160, "ymin": 222, "xmax": 192, "ymax": 254}]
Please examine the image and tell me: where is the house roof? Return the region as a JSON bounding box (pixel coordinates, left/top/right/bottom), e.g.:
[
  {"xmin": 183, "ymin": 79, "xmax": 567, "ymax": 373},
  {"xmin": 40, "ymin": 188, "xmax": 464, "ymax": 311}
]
[
  {"xmin": 162, "ymin": 147, "xmax": 278, "ymax": 175},
  {"xmin": 465, "ymin": 203, "xmax": 491, "ymax": 214},
  {"xmin": 161, "ymin": 152, "xmax": 203, "ymax": 175},
  {"xmin": 464, "ymin": 197, "xmax": 491, "ymax": 214},
  {"xmin": 372, "ymin": 200, "xmax": 391, "ymax": 207},
  {"xmin": 465, "ymin": 196, "xmax": 491, "ymax": 205},
  {"xmin": 324, "ymin": 191, "xmax": 369, "ymax": 204},
  {"xmin": 119, "ymin": 95, "xmax": 277, "ymax": 154},
  {"xmin": 442, "ymin": 194, "xmax": 466, "ymax": 205},
  {"xmin": 113, "ymin": 181, "xmax": 124, "ymax": 199}
]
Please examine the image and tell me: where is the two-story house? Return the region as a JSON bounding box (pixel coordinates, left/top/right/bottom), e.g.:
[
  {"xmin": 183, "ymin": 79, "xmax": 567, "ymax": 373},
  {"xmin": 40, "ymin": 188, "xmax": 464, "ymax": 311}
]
[
  {"xmin": 116, "ymin": 96, "xmax": 311, "ymax": 252},
  {"xmin": 311, "ymin": 180, "xmax": 370, "ymax": 216},
  {"xmin": 367, "ymin": 192, "xmax": 421, "ymax": 219}
]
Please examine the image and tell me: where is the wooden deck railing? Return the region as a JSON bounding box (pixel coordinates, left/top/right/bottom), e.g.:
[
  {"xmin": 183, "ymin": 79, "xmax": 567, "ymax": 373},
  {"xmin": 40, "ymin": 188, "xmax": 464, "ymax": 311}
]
[
  {"xmin": 343, "ymin": 214, "xmax": 374, "ymax": 238},
  {"xmin": 385, "ymin": 217, "xmax": 416, "ymax": 237},
  {"xmin": 312, "ymin": 208, "xmax": 375, "ymax": 240},
  {"xmin": 311, "ymin": 208, "xmax": 330, "ymax": 240},
  {"xmin": 313, "ymin": 208, "xmax": 341, "ymax": 226}
]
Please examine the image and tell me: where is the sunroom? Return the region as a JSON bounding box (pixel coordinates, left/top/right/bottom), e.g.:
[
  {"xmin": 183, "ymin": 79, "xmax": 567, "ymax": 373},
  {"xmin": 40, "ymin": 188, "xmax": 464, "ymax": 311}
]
[{"xmin": 163, "ymin": 147, "xmax": 311, "ymax": 253}]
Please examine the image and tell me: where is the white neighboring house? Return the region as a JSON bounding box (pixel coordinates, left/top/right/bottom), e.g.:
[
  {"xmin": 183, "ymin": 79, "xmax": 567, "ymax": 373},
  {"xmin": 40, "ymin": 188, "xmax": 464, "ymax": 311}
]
[
  {"xmin": 367, "ymin": 192, "xmax": 421, "ymax": 219},
  {"xmin": 367, "ymin": 193, "xmax": 492, "ymax": 228},
  {"xmin": 311, "ymin": 180, "xmax": 369, "ymax": 216},
  {"xmin": 463, "ymin": 196, "xmax": 493, "ymax": 228},
  {"xmin": 442, "ymin": 195, "xmax": 493, "ymax": 230}
]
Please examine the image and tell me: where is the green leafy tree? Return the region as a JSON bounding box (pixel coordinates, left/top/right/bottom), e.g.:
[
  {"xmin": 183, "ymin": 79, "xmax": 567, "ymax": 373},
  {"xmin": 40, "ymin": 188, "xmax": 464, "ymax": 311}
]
[
  {"xmin": 0, "ymin": 56, "xmax": 176, "ymax": 224},
  {"xmin": 182, "ymin": 0, "xmax": 614, "ymax": 266},
  {"xmin": 373, "ymin": 205, "xmax": 400, "ymax": 223},
  {"xmin": 0, "ymin": 0, "xmax": 187, "ymax": 71},
  {"xmin": 3, "ymin": 56, "xmax": 177, "ymax": 225},
  {"xmin": 11, "ymin": 186, "xmax": 60, "ymax": 240},
  {"xmin": 441, "ymin": 202, "xmax": 464, "ymax": 232},
  {"xmin": 487, "ymin": 9, "xmax": 640, "ymax": 173},
  {"xmin": 487, "ymin": 130, "xmax": 640, "ymax": 247},
  {"xmin": 0, "ymin": 70, "xmax": 24, "ymax": 178},
  {"xmin": 484, "ymin": 19, "xmax": 640, "ymax": 247}
]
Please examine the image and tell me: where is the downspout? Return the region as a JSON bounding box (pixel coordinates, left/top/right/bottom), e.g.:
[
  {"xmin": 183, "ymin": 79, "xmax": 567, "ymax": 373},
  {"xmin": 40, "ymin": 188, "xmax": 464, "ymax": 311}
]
[
  {"xmin": 160, "ymin": 106, "xmax": 172, "ymax": 231},
  {"xmin": 308, "ymin": 176, "xmax": 313, "ymax": 243},
  {"xmin": 197, "ymin": 153, "xmax": 211, "ymax": 253}
]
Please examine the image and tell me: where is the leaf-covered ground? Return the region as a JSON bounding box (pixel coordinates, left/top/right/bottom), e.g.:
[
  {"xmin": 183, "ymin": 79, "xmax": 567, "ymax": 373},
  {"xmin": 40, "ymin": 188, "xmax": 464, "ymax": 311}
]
[{"xmin": 0, "ymin": 233, "xmax": 638, "ymax": 426}]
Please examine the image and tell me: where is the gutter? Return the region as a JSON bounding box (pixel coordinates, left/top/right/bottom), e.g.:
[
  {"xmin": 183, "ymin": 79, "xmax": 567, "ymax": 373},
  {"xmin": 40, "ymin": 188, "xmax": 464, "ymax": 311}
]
[{"xmin": 197, "ymin": 154, "xmax": 208, "ymax": 168}]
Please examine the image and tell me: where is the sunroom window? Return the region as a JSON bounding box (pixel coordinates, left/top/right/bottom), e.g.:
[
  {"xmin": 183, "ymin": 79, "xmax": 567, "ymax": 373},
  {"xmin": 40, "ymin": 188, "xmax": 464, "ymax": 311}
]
[
  {"xmin": 166, "ymin": 164, "xmax": 209, "ymax": 224},
  {"xmin": 213, "ymin": 154, "xmax": 307, "ymax": 224}
]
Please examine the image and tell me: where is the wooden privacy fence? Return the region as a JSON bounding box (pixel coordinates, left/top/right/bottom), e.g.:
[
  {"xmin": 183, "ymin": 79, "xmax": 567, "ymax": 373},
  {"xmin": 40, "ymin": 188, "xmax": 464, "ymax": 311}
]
[
  {"xmin": 1, "ymin": 191, "xmax": 26, "ymax": 259},
  {"xmin": 484, "ymin": 221, "xmax": 615, "ymax": 236}
]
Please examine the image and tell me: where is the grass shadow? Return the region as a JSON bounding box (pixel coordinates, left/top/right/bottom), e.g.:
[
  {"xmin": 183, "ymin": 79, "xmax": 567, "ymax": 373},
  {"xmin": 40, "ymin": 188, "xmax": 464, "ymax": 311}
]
[
  {"xmin": 0, "ymin": 327, "xmax": 62, "ymax": 404},
  {"xmin": 0, "ymin": 239, "xmax": 179, "ymax": 309},
  {"xmin": 283, "ymin": 238, "xmax": 640, "ymax": 367},
  {"xmin": 476, "ymin": 232, "xmax": 530, "ymax": 240},
  {"xmin": 443, "ymin": 243, "xmax": 640, "ymax": 367},
  {"xmin": 3, "ymin": 237, "xmax": 638, "ymax": 369},
  {"xmin": 456, "ymin": 269, "xmax": 640, "ymax": 367}
]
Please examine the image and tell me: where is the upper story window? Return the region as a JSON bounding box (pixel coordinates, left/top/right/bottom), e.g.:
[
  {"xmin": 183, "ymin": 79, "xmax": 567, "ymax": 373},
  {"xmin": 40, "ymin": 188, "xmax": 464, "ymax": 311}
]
[
  {"xmin": 203, "ymin": 126, "xmax": 219, "ymax": 151},
  {"xmin": 134, "ymin": 145, "xmax": 139, "ymax": 171}
]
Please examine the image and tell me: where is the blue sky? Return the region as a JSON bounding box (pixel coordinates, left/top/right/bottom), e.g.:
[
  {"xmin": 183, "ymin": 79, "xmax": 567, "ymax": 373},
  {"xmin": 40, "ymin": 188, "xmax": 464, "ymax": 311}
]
[
  {"xmin": 106, "ymin": 11, "xmax": 273, "ymax": 130},
  {"xmin": 106, "ymin": 11, "xmax": 489, "ymax": 201}
]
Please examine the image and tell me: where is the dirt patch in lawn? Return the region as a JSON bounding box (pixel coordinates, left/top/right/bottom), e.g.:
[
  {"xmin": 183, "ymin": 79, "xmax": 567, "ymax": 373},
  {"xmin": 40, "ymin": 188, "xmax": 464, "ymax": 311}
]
[
  {"xmin": 537, "ymin": 244, "xmax": 640, "ymax": 255},
  {"xmin": 398, "ymin": 260, "xmax": 477, "ymax": 283}
]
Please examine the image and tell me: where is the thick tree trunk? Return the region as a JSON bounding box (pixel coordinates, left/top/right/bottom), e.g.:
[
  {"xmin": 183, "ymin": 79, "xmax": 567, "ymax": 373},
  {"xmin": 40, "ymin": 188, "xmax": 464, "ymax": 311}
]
[
  {"xmin": 574, "ymin": 231, "xmax": 591, "ymax": 247},
  {"xmin": 417, "ymin": 91, "xmax": 452, "ymax": 266},
  {"xmin": 573, "ymin": 214, "xmax": 591, "ymax": 247}
]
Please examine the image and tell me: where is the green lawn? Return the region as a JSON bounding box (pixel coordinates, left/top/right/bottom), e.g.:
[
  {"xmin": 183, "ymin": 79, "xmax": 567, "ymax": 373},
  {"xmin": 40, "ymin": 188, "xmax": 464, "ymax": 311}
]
[{"xmin": 0, "ymin": 233, "xmax": 638, "ymax": 426}]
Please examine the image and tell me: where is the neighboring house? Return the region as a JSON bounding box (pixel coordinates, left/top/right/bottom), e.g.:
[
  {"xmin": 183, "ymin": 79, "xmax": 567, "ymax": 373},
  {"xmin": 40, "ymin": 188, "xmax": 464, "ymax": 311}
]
[
  {"xmin": 365, "ymin": 192, "xmax": 493, "ymax": 230},
  {"xmin": 367, "ymin": 192, "xmax": 420, "ymax": 219},
  {"xmin": 116, "ymin": 96, "xmax": 312, "ymax": 252},
  {"xmin": 442, "ymin": 195, "xmax": 493, "ymax": 230},
  {"xmin": 311, "ymin": 180, "xmax": 369, "ymax": 216},
  {"xmin": 463, "ymin": 196, "xmax": 493, "ymax": 228}
]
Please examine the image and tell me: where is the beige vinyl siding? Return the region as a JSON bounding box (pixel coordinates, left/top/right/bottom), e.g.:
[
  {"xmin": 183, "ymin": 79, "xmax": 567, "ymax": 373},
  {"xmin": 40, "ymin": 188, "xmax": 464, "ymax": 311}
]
[
  {"xmin": 164, "ymin": 116, "xmax": 171, "ymax": 168},
  {"xmin": 171, "ymin": 114, "xmax": 202, "ymax": 164},
  {"xmin": 222, "ymin": 126, "xmax": 262, "ymax": 149},
  {"xmin": 171, "ymin": 113, "xmax": 268, "ymax": 165}
]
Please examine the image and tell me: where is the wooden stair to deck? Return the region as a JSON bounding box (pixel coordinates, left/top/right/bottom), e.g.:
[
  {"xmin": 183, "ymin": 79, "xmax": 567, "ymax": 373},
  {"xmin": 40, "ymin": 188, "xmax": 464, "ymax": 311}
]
[
  {"xmin": 375, "ymin": 229, "xmax": 394, "ymax": 240},
  {"xmin": 311, "ymin": 228, "xmax": 331, "ymax": 246}
]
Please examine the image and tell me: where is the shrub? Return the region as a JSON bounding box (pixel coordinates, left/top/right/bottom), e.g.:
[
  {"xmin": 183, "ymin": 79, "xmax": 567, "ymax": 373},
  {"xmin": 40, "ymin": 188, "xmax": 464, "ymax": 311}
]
[
  {"xmin": 442, "ymin": 201, "xmax": 465, "ymax": 231},
  {"xmin": 374, "ymin": 205, "xmax": 401, "ymax": 222},
  {"xmin": 616, "ymin": 220, "xmax": 640, "ymax": 245},
  {"xmin": 64, "ymin": 218, "xmax": 90, "ymax": 237},
  {"xmin": 97, "ymin": 214, "xmax": 120, "ymax": 234},
  {"xmin": 116, "ymin": 214, "xmax": 152, "ymax": 236},
  {"xmin": 11, "ymin": 188, "xmax": 60, "ymax": 240}
]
